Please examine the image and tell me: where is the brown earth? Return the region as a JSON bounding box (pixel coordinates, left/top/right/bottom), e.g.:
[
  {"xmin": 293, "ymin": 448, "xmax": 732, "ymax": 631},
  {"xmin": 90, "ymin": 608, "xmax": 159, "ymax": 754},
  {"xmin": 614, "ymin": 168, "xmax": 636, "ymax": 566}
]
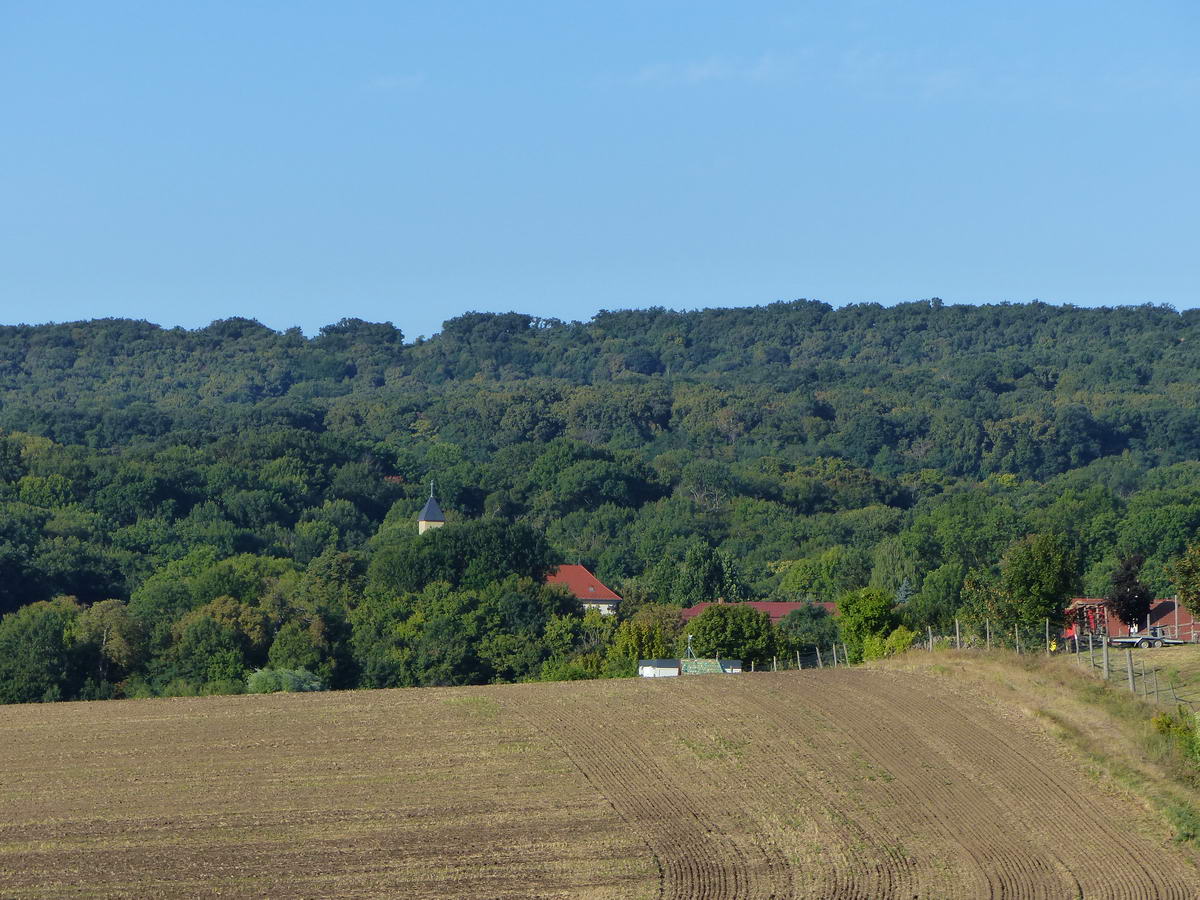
[{"xmin": 2, "ymin": 664, "xmax": 1197, "ymax": 898}]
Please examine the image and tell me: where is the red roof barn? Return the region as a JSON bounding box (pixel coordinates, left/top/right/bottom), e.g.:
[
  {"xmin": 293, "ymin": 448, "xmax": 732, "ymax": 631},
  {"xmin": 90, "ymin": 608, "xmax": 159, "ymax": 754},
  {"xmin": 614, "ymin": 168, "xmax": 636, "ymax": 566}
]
[
  {"xmin": 546, "ymin": 565, "xmax": 621, "ymax": 615},
  {"xmin": 1064, "ymin": 597, "xmax": 1199, "ymax": 641}
]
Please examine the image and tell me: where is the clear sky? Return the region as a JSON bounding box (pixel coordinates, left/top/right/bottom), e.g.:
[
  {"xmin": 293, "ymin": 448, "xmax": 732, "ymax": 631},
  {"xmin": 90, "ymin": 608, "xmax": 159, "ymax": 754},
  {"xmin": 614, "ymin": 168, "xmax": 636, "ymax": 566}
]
[{"xmin": 2, "ymin": 2, "xmax": 1197, "ymax": 339}]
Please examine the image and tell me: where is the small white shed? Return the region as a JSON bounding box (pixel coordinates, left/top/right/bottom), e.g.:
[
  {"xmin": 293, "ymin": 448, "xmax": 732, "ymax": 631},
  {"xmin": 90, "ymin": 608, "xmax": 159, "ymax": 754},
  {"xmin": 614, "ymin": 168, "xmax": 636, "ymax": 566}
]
[{"xmin": 638, "ymin": 659, "xmax": 681, "ymax": 678}]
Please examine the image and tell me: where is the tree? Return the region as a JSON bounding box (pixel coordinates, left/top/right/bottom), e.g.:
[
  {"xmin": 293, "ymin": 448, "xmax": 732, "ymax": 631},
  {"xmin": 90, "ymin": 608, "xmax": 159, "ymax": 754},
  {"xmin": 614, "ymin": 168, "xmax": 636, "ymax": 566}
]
[
  {"xmin": 670, "ymin": 542, "xmax": 748, "ymax": 607},
  {"xmin": 70, "ymin": 599, "xmax": 145, "ymax": 684},
  {"xmin": 368, "ymin": 520, "xmax": 558, "ymax": 595},
  {"xmin": 957, "ymin": 569, "xmax": 1019, "ymax": 639},
  {"xmin": 776, "ymin": 604, "xmax": 839, "ymax": 652},
  {"xmin": 999, "ymin": 533, "xmax": 1079, "ymax": 627},
  {"xmin": 1169, "ymin": 542, "xmax": 1200, "ymax": 618},
  {"xmin": 837, "ymin": 587, "xmax": 896, "ymax": 662},
  {"xmin": 682, "ymin": 604, "xmax": 774, "ymax": 667},
  {"xmin": 902, "ymin": 564, "xmax": 963, "ymax": 632},
  {"xmin": 1106, "ymin": 554, "xmax": 1152, "ymax": 628},
  {"xmin": 0, "ymin": 596, "xmax": 83, "ymax": 703}
]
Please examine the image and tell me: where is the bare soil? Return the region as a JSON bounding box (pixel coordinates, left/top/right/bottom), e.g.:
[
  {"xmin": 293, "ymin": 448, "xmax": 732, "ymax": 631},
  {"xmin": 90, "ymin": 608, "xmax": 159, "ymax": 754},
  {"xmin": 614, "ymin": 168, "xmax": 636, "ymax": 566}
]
[{"xmin": 2, "ymin": 665, "xmax": 1196, "ymax": 898}]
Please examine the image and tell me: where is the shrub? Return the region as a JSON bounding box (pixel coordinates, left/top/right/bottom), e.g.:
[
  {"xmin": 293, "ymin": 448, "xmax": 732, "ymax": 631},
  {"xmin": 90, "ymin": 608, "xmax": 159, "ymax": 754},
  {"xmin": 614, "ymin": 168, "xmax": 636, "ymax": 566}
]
[
  {"xmin": 162, "ymin": 678, "xmax": 199, "ymax": 697},
  {"xmin": 201, "ymin": 678, "xmax": 246, "ymax": 696},
  {"xmin": 246, "ymin": 667, "xmax": 325, "ymax": 694},
  {"xmin": 1153, "ymin": 709, "xmax": 1200, "ymax": 765},
  {"xmin": 1167, "ymin": 802, "xmax": 1200, "ymax": 845},
  {"xmin": 119, "ymin": 676, "xmax": 155, "ymax": 699},
  {"xmin": 863, "ymin": 625, "xmax": 918, "ymax": 661},
  {"xmin": 884, "ymin": 625, "xmax": 917, "ymax": 656}
]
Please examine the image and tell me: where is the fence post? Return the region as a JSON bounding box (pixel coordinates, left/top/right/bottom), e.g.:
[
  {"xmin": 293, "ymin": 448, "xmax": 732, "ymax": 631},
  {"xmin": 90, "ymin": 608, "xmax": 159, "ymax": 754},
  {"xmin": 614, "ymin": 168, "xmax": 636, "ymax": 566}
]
[
  {"xmin": 830, "ymin": 644, "xmax": 837, "ymax": 668},
  {"xmin": 1014, "ymin": 625, "xmax": 1020, "ymax": 654},
  {"xmin": 928, "ymin": 625, "xmax": 934, "ymax": 651},
  {"xmin": 1045, "ymin": 618, "xmax": 1050, "ymax": 655},
  {"xmin": 1139, "ymin": 659, "xmax": 1147, "ymax": 698},
  {"xmin": 1152, "ymin": 668, "xmax": 1160, "ymax": 703},
  {"xmin": 796, "ymin": 650, "xmax": 801, "ymax": 669},
  {"xmin": 955, "ymin": 618, "xmax": 961, "ymax": 650},
  {"xmin": 842, "ymin": 643, "xmax": 849, "ymax": 667},
  {"xmin": 1102, "ymin": 637, "xmax": 1109, "ymax": 679},
  {"xmin": 816, "ymin": 647, "xmax": 824, "ymax": 668},
  {"xmin": 1125, "ymin": 649, "xmax": 1135, "ymax": 694},
  {"xmin": 986, "ymin": 619, "xmax": 991, "ymax": 650}
]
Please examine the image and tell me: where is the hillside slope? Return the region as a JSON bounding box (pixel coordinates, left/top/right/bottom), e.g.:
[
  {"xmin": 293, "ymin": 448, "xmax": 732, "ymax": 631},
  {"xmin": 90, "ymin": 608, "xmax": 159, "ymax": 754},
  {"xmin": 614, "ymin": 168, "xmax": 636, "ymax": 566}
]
[{"xmin": 2, "ymin": 660, "xmax": 1197, "ymax": 898}]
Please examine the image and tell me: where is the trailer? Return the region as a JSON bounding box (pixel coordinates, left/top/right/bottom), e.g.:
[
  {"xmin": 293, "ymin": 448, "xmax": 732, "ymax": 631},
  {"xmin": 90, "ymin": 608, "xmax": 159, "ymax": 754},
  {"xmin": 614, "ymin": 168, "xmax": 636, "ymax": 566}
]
[{"xmin": 1106, "ymin": 627, "xmax": 1186, "ymax": 649}]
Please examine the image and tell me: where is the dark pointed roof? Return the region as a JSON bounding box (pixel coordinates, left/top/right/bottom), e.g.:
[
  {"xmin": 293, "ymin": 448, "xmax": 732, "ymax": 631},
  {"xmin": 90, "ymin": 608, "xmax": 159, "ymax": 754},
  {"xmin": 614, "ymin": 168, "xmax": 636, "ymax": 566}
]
[{"xmin": 418, "ymin": 494, "xmax": 444, "ymax": 523}]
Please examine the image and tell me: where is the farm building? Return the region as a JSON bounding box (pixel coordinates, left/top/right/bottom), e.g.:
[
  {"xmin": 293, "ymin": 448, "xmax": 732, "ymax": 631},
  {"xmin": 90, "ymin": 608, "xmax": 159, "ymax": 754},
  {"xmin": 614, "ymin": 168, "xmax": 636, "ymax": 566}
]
[
  {"xmin": 637, "ymin": 659, "xmax": 680, "ymax": 677},
  {"xmin": 637, "ymin": 658, "xmax": 742, "ymax": 678},
  {"xmin": 680, "ymin": 600, "xmax": 837, "ymax": 627},
  {"xmin": 1064, "ymin": 597, "xmax": 1199, "ymax": 642},
  {"xmin": 545, "ymin": 564, "xmax": 621, "ymax": 615}
]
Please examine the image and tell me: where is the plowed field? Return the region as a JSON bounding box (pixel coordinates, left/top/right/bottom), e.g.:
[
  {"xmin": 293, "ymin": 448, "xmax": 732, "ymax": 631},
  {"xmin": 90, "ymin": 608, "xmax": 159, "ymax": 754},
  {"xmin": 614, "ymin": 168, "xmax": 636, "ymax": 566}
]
[{"xmin": 2, "ymin": 666, "xmax": 1196, "ymax": 898}]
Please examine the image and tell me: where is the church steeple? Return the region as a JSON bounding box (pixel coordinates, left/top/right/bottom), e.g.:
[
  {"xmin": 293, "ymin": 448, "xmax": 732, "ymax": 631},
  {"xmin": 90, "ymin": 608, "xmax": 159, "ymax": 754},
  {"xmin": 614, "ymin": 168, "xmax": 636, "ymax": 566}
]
[{"xmin": 418, "ymin": 481, "xmax": 445, "ymax": 534}]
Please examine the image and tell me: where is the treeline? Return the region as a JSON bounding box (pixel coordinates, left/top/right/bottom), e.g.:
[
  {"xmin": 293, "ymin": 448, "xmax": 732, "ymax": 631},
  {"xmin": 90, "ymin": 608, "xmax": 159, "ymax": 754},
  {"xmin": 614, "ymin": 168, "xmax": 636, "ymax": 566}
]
[{"xmin": 4, "ymin": 300, "xmax": 1200, "ymax": 701}]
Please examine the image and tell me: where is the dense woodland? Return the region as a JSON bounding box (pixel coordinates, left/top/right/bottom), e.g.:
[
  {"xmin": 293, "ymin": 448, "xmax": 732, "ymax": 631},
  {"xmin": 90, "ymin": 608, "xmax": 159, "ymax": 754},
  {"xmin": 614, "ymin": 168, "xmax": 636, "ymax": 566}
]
[{"xmin": 5, "ymin": 299, "xmax": 1200, "ymax": 702}]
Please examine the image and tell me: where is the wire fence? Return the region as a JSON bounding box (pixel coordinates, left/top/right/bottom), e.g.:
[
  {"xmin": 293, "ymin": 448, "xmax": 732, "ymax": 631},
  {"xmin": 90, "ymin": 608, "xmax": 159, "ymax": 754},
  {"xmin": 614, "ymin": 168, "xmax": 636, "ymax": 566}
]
[
  {"xmin": 913, "ymin": 618, "xmax": 1200, "ymax": 712},
  {"xmin": 1071, "ymin": 633, "xmax": 1198, "ymax": 711},
  {"xmin": 740, "ymin": 618, "xmax": 1200, "ymax": 711},
  {"xmin": 745, "ymin": 644, "xmax": 853, "ymax": 673}
]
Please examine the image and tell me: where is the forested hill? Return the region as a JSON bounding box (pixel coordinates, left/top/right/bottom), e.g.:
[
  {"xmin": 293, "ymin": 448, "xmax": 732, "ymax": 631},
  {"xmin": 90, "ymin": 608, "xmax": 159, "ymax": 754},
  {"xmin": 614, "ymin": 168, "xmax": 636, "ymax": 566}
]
[{"xmin": 4, "ymin": 299, "xmax": 1200, "ymax": 702}]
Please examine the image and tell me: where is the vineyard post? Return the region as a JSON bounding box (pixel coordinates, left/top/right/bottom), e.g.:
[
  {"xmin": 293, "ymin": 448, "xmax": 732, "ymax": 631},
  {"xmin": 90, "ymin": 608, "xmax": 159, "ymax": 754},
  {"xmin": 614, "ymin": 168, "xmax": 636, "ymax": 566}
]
[
  {"xmin": 955, "ymin": 619, "xmax": 960, "ymax": 650},
  {"xmin": 830, "ymin": 644, "xmax": 837, "ymax": 668},
  {"xmin": 1125, "ymin": 649, "xmax": 1135, "ymax": 694},
  {"xmin": 773, "ymin": 655, "xmax": 777, "ymax": 672},
  {"xmin": 986, "ymin": 620, "xmax": 991, "ymax": 650},
  {"xmin": 816, "ymin": 647, "xmax": 824, "ymax": 668},
  {"xmin": 1088, "ymin": 633, "xmax": 1094, "ymax": 668},
  {"xmin": 1044, "ymin": 618, "xmax": 1050, "ymax": 655},
  {"xmin": 1074, "ymin": 633, "xmax": 1080, "ymax": 664},
  {"xmin": 1014, "ymin": 625, "xmax": 1020, "ymax": 654},
  {"xmin": 751, "ymin": 660, "xmax": 755, "ymax": 673},
  {"xmin": 928, "ymin": 625, "xmax": 933, "ymax": 651},
  {"xmin": 1102, "ymin": 638, "xmax": 1109, "ymax": 679},
  {"xmin": 796, "ymin": 650, "xmax": 801, "ymax": 669},
  {"xmin": 842, "ymin": 643, "xmax": 849, "ymax": 666}
]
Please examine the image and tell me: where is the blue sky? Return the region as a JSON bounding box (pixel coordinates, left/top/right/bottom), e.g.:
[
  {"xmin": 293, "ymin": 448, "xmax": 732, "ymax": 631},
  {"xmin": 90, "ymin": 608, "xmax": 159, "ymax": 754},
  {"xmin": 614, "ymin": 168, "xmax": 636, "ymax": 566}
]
[{"xmin": 2, "ymin": 1, "xmax": 1197, "ymax": 339}]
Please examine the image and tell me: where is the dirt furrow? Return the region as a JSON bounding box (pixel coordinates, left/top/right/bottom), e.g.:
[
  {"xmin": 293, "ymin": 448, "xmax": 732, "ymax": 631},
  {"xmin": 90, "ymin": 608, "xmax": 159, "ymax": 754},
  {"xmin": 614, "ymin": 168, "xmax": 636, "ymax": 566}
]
[{"xmin": 509, "ymin": 687, "xmax": 737, "ymax": 898}]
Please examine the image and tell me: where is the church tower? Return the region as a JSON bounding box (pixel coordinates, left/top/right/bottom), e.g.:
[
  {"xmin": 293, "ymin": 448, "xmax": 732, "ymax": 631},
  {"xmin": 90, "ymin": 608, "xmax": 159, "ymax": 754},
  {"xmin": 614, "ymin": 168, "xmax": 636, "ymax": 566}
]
[{"xmin": 417, "ymin": 482, "xmax": 445, "ymax": 534}]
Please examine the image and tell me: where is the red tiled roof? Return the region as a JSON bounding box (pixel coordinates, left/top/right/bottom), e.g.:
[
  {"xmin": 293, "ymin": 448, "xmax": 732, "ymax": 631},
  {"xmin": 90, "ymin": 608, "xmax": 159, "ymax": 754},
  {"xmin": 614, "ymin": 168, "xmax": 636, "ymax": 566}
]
[
  {"xmin": 680, "ymin": 601, "xmax": 838, "ymax": 625},
  {"xmin": 545, "ymin": 565, "xmax": 622, "ymax": 602}
]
